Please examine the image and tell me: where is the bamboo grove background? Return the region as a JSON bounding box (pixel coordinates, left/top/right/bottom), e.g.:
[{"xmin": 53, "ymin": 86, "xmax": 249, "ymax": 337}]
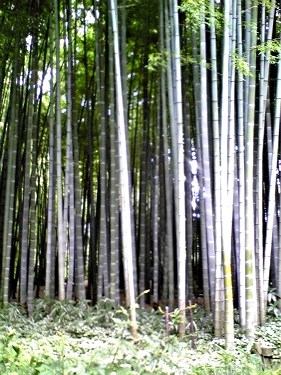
[{"xmin": 0, "ymin": 0, "xmax": 281, "ymax": 348}]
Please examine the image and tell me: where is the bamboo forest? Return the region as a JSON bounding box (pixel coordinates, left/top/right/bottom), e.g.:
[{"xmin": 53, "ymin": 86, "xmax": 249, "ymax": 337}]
[{"xmin": 1, "ymin": 0, "xmax": 281, "ymax": 368}]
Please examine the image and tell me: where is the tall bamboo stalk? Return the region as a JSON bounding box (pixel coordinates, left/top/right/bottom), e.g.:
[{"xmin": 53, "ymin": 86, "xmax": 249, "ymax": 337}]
[{"xmin": 110, "ymin": 0, "xmax": 137, "ymax": 339}]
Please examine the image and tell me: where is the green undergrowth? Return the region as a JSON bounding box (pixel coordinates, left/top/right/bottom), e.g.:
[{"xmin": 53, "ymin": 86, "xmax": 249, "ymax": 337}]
[{"xmin": 0, "ymin": 299, "xmax": 280, "ymax": 374}]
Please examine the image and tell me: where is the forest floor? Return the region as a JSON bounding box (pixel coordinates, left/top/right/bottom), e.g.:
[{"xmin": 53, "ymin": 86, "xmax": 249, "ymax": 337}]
[{"xmin": 0, "ymin": 298, "xmax": 280, "ymax": 374}]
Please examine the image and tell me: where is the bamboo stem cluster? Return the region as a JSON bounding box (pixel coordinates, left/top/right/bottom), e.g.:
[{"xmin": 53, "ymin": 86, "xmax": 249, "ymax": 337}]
[{"xmin": 0, "ymin": 0, "xmax": 280, "ymax": 349}]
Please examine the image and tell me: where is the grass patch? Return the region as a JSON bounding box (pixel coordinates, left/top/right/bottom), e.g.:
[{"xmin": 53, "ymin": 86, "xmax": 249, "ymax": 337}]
[{"xmin": 0, "ymin": 299, "xmax": 280, "ymax": 374}]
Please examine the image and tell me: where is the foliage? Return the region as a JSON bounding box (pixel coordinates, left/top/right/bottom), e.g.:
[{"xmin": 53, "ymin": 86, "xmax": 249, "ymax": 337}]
[
  {"xmin": 232, "ymin": 52, "xmax": 253, "ymax": 77},
  {"xmin": 179, "ymin": 0, "xmax": 224, "ymax": 34},
  {"xmin": 147, "ymin": 50, "xmax": 202, "ymax": 72},
  {"xmin": 147, "ymin": 51, "xmax": 168, "ymax": 72},
  {"xmin": 0, "ymin": 300, "xmax": 280, "ymax": 374},
  {"xmin": 257, "ymin": 39, "xmax": 281, "ymax": 64}
]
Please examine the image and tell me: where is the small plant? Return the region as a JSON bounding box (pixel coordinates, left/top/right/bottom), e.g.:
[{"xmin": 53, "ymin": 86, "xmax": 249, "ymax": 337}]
[
  {"xmin": 169, "ymin": 308, "xmax": 182, "ymax": 333},
  {"xmin": 267, "ymin": 287, "xmax": 281, "ymax": 317}
]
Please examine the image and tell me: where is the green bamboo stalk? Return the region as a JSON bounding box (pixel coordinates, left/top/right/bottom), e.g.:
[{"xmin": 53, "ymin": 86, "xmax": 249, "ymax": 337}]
[
  {"xmin": 110, "ymin": 0, "xmax": 137, "ymax": 339},
  {"xmin": 245, "ymin": 0, "xmax": 258, "ymax": 341}
]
